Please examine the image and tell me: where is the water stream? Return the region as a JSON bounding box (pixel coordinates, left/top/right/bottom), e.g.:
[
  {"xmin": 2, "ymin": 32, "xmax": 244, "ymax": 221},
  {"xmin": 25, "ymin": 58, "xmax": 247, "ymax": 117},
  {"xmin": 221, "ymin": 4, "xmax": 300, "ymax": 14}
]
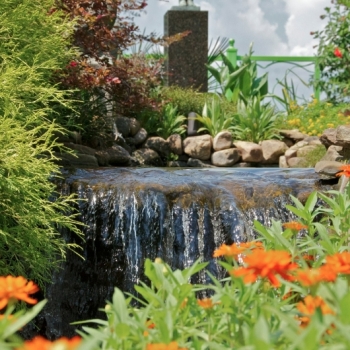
[{"xmin": 26, "ymin": 167, "xmax": 330, "ymax": 338}]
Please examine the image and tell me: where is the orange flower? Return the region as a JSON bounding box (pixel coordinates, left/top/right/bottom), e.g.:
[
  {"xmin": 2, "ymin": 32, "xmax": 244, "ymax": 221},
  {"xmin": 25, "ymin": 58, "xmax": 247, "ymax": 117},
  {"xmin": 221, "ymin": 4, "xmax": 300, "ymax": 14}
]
[
  {"xmin": 0, "ymin": 276, "xmax": 39, "ymax": 309},
  {"xmin": 336, "ymin": 164, "xmax": 350, "ymax": 177},
  {"xmin": 180, "ymin": 297, "xmax": 188, "ymax": 309},
  {"xmin": 197, "ymin": 298, "xmax": 217, "ymax": 309},
  {"xmin": 231, "ymin": 250, "xmax": 297, "ymax": 287},
  {"xmin": 17, "ymin": 336, "xmax": 81, "ymax": 350},
  {"xmin": 147, "ymin": 341, "xmax": 187, "ymax": 350},
  {"xmin": 213, "ymin": 241, "xmax": 263, "ymax": 258},
  {"xmin": 282, "ymin": 221, "xmax": 308, "ymax": 231},
  {"xmin": 326, "ymin": 252, "xmax": 350, "ymax": 274},
  {"xmin": 294, "ymin": 266, "xmax": 337, "ymax": 286},
  {"xmin": 297, "ymin": 295, "xmax": 334, "ymax": 316}
]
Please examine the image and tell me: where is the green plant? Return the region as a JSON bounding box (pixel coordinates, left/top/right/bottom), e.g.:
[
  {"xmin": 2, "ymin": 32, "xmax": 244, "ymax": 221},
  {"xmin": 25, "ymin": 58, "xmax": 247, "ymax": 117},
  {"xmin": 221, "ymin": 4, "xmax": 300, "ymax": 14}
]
[
  {"xmin": 195, "ymin": 98, "xmax": 235, "ymax": 137},
  {"xmin": 313, "ymin": 0, "xmax": 350, "ymax": 101},
  {"xmin": 232, "ymin": 96, "xmax": 283, "ymax": 142},
  {"xmin": 297, "ymin": 145, "xmax": 327, "ymax": 168},
  {"xmin": 207, "ymin": 43, "xmax": 268, "ymax": 104},
  {"xmin": 156, "ymin": 104, "xmax": 187, "ymax": 139}
]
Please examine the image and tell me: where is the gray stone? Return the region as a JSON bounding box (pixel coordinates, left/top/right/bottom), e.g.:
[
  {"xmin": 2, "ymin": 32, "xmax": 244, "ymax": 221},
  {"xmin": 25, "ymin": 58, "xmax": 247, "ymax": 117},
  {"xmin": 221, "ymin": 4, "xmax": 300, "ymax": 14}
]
[
  {"xmin": 297, "ymin": 145, "xmax": 320, "ymax": 157},
  {"xmin": 187, "ymin": 158, "xmax": 216, "ymax": 168},
  {"xmin": 315, "ymin": 160, "xmax": 343, "ymax": 178},
  {"xmin": 336, "ymin": 125, "xmax": 350, "ymax": 147},
  {"xmin": 285, "ymin": 149, "xmax": 297, "ymax": 161},
  {"xmin": 106, "ymin": 145, "xmax": 131, "ymax": 165},
  {"xmin": 233, "ymin": 141, "xmax": 263, "ymax": 163},
  {"xmin": 232, "ymin": 162, "xmax": 254, "ymax": 168},
  {"xmin": 211, "ymin": 148, "xmax": 241, "ymax": 167},
  {"xmin": 115, "ymin": 116, "xmax": 131, "ymax": 137},
  {"xmin": 320, "ymin": 128, "xmax": 337, "ymax": 148},
  {"xmin": 260, "ymin": 140, "xmax": 288, "ymax": 164},
  {"xmin": 320, "ymin": 145, "xmax": 342, "ymax": 162},
  {"xmin": 144, "ymin": 137, "xmax": 170, "ymax": 156},
  {"xmin": 131, "ymin": 148, "xmax": 163, "ymax": 166},
  {"xmin": 279, "ymin": 155, "xmax": 288, "ymax": 168},
  {"xmin": 133, "ymin": 128, "xmax": 148, "ymax": 145},
  {"xmin": 167, "ymin": 160, "xmax": 188, "ymax": 167},
  {"xmin": 290, "ymin": 140, "xmax": 308, "ymax": 150},
  {"xmin": 212, "ymin": 131, "xmax": 232, "ymax": 151},
  {"xmin": 94, "ymin": 150, "xmax": 110, "ymax": 166},
  {"xmin": 183, "ymin": 134, "xmax": 212, "ymax": 160},
  {"xmin": 129, "ymin": 118, "xmax": 141, "ymax": 136},
  {"xmin": 287, "ymin": 157, "xmax": 305, "ymax": 168},
  {"xmin": 63, "ymin": 142, "xmax": 96, "ymax": 156},
  {"xmin": 279, "ymin": 129, "xmax": 308, "ymax": 142},
  {"xmin": 167, "ymin": 134, "xmax": 183, "ymax": 155},
  {"xmin": 55, "ymin": 152, "xmax": 99, "ymax": 168}
]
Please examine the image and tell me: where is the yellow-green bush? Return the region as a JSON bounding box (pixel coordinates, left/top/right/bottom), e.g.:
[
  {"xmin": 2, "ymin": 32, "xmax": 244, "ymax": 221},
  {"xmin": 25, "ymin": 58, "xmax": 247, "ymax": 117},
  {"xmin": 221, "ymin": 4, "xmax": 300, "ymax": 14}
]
[{"xmin": 282, "ymin": 100, "xmax": 350, "ymax": 136}]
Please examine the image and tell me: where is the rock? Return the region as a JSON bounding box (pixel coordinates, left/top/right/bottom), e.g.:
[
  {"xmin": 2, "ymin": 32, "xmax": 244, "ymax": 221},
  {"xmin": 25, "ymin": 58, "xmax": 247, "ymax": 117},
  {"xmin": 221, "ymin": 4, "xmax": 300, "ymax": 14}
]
[
  {"xmin": 336, "ymin": 125, "xmax": 350, "ymax": 147},
  {"xmin": 290, "ymin": 140, "xmax": 308, "ymax": 150},
  {"xmin": 129, "ymin": 118, "xmax": 141, "ymax": 136},
  {"xmin": 211, "ymin": 148, "xmax": 241, "ymax": 167},
  {"xmin": 133, "ymin": 128, "xmax": 148, "ymax": 146},
  {"xmin": 320, "ymin": 145, "xmax": 343, "ymax": 162},
  {"xmin": 94, "ymin": 150, "xmax": 110, "ymax": 166},
  {"xmin": 212, "ymin": 131, "xmax": 232, "ymax": 151},
  {"xmin": 63, "ymin": 143, "xmax": 96, "ymax": 156},
  {"xmin": 315, "ymin": 160, "xmax": 343, "ymax": 178},
  {"xmin": 287, "ymin": 157, "xmax": 305, "ymax": 168},
  {"xmin": 297, "ymin": 145, "xmax": 320, "ymax": 157},
  {"xmin": 279, "ymin": 155, "xmax": 288, "ymax": 168},
  {"xmin": 67, "ymin": 131, "xmax": 82, "ymax": 144},
  {"xmin": 106, "ymin": 145, "xmax": 131, "ymax": 165},
  {"xmin": 285, "ymin": 149, "xmax": 297, "ymax": 161},
  {"xmin": 187, "ymin": 158, "xmax": 216, "ymax": 168},
  {"xmin": 144, "ymin": 137, "xmax": 170, "ymax": 156},
  {"xmin": 115, "ymin": 116, "xmax": 131, "ymax": 137},
  {"xmin": 131, "ymin": 148, "xmax": 163, "ymax": 166},
  {"xmin": 55, "ymin": 152, "xmax": 99, "ymax": 168},
  {"xmin": 281, "ymin": 137, "xmax": 294, "ymax": 148},
  {"xmin": 260, "ymin": 140, "xmax": 288, "ymax": 164},
  {"xmin": 279, "ymin": 129, "xmax": 308, "ymax": 142},
  {"xmin": 167, "ymin": 134, "xmax": 183, "ymax": 155},
  {"xmin": 233, "ymin": 141, "xmax": 263, "ymax": 163},
  {"xmin": 320, "ymin": 128, "xmax": 336, "ymax": 148},
  {"xmin": 167, "ymin": 160, "xmax": 188, "ymax": 167},
  {"xmin": 232, "ymin": 162, "xmax": 254, "ymax": 168},
  {"xmin": 183, "ymin": 135, "xmax": 212, "ymax": 161}
]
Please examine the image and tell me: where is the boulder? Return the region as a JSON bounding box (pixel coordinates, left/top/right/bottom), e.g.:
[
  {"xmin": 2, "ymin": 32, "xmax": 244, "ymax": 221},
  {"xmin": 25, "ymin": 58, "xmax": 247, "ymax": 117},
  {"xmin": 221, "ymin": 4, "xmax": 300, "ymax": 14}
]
[
  {"xmin": 285, "ymin": 149, "xmax": 297, "ymax": 161},
  {"xmin": 133, "ymin": 128, "xmax": 148, "ymax": 146},
  {"xmin": 183, "ymin": 135, "xmax": 212, "ymax": 161},
  {"xmin": 320, "ymin": 145, "xmax": 343, "ymax": 162},
  {"xmin": 290, "ymin": 140, "xmax": 308, "ymax": 150},
  {"xmin": 287, "ymin": 157, "xmax": 305, "ymax": 168},
  {"xmin": 260, "ymin": 140, "xmax": 288, "ymax": 164},
  {"xmin": 144, "ymin": 137, "xmax": 170, "ymax": 156},
  {"xmin": 232, "ymin": 162, "xmax": 254, "ymax": 168},
  {"xmin": 336, "ymin": 125, "xmax": 350, "ymax": 147},
  {"xmin": 55, "ymin": 152, "xmax": 99, "ymax": 168},
  {"xmin": 297, "ymin": 145, "xmax": 320, "ymax": 157},
  {"xmin": 94, "ymin": 150, "xmax": 110, "ymax": 166},
  {"xmin": 167, "ymin": 134, "xmax": 183, "ymax": 155},
  {"xmin": 212, "ymin": 131, "xmax": 232, "ymax": 151},
  {"xmin": 279, "ymin": 129, "xmax": 308, "ymax": 142},
  {"xmin": 167, "ymin": 160, "xmax": 188, "ymax": 167},
  {"xmin": 115, "ymin": 116, "xmax": 131, "ymax": 137},
  {"xmin": 320, "ymin": 128, "xmax": 336, "ymax": 148},
  {"xmin": 63, "ymin": 143, "xmax": 96, "ymax": 156},
  {"xmin": 129, "ymin": 118, "xmax": 141, "ymax": 136},
  {"xmin": 233, "ymin": 141, "xmax": 263, "ymax": 163},
  {"xmin": 315, "ymin": 160, "xmax": 343, "ymax": 178},
  {"xmin": 211, "ymin": 149, "xmax": 241, "ymax": 167},
  {"xmin": 106, "ymin": 145, "xmax": 131, "ymax": 165},
  {"xmin": 131, "ymin": 148, "xmax": 163, "ymax": 166},
  {"xmin": 279, "ymin": 155, "xmax": 288, "ymax": 168},
  {"xmin": 187, "ymin": 158, "xmax": 216, "ymax": 168}
]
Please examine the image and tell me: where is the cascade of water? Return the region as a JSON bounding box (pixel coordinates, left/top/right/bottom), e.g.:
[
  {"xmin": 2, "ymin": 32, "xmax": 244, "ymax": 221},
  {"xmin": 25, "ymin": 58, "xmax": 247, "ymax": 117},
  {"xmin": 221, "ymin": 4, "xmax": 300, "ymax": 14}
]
[{"xmin": 25, "ymin": 167, "xmax": 327, "ymax": 339}]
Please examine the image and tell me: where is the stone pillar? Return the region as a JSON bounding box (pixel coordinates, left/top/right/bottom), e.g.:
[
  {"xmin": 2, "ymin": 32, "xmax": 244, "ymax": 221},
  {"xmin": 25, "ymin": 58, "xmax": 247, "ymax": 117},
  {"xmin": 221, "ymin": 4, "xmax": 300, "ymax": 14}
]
[{"xmin": 164, "ymin": 6, "xmax": 208, "ymax": 92}]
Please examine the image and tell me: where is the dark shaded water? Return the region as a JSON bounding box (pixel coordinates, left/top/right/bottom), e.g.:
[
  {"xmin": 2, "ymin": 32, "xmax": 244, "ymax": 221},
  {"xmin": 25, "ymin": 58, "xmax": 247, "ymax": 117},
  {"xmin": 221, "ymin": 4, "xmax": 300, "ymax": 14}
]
[{"xmin": 26, "ymin": 167, "xmax": 328, "ymax": 338}]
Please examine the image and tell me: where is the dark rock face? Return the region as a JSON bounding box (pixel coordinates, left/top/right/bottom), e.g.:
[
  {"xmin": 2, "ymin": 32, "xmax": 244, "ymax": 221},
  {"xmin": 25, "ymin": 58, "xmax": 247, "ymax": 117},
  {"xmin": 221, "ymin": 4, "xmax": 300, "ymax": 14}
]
[{"xmin": 24, "ymin": 168, "xmax": 329, "ymax": 339}]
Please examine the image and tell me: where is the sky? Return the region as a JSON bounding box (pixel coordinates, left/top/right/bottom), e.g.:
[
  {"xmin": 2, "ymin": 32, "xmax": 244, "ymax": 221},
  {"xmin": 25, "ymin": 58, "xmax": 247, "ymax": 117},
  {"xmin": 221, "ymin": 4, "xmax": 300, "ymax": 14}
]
[{"xmin": 133, "ymin": 0, "xmax": 332, "ymax": 102}]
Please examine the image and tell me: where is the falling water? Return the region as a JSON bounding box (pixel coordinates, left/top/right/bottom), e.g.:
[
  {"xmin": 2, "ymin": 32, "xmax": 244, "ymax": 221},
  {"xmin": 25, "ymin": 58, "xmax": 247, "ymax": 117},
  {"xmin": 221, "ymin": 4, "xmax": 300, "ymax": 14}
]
[{"xmin": 26, "ymin": 167, "xmax": 330, "ymax": 339}]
